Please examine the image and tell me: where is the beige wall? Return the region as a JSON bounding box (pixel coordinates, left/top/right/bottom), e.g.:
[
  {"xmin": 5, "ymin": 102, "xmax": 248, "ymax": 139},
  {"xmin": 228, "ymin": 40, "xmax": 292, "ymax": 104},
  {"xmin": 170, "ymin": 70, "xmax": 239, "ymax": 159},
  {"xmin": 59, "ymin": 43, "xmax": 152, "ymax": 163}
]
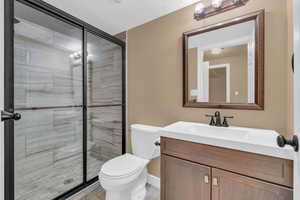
[{"xmin": 127, "ymin": 0, "xmax": 293, "ymax": 177}]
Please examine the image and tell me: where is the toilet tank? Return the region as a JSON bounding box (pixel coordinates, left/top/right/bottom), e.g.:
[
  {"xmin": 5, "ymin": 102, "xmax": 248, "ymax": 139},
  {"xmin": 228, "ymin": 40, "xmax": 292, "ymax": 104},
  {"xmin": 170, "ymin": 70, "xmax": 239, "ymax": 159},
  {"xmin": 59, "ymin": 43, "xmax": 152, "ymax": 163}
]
[{"xmin": 131, "ymin": 124, "xmax": 161, "ymax": 160}]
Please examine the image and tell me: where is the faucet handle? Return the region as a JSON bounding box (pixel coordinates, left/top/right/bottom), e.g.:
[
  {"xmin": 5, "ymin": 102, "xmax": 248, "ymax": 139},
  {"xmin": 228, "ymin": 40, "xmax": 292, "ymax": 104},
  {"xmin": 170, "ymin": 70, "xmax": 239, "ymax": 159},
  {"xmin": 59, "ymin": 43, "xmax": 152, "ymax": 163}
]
[
  {"xmin": 224, "ymin": 116, "xmax": 234, "ymax": 119},
  {"xmin": 222, "ymin": 116, "xmax": 234, "ymax": 127},
  {"xmin": 205, "ymin": 114, "xmax": 215, "ymax": 126}
]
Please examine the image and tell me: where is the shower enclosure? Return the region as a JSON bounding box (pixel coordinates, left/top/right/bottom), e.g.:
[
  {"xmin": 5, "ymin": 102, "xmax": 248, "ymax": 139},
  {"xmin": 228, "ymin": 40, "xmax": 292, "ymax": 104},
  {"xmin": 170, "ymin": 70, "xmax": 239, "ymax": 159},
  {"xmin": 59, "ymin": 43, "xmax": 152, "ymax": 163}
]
[{"xmin": 3, "ymin": 0, "xmax": 125, "ymax": 200}]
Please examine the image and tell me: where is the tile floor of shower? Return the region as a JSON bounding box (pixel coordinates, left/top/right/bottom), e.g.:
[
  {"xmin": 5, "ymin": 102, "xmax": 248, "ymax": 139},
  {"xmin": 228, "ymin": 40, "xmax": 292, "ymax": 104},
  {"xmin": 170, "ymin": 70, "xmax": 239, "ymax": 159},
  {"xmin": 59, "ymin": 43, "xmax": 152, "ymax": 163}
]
[
  {"xmin": 68, "ymin": 183, "xmax": 160, "ymax": 200},
  {"xmin": 15, "ymin": 153, "xmax": 103, "ymax": 200}
]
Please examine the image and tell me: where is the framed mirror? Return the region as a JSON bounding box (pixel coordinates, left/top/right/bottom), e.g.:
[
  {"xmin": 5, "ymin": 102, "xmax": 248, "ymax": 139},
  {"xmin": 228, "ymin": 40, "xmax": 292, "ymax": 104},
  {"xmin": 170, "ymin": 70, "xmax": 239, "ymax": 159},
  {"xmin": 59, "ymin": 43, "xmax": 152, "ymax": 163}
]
[{"xmin": 183, "ymin": 10, "xmax": 264, "ymax": 110}]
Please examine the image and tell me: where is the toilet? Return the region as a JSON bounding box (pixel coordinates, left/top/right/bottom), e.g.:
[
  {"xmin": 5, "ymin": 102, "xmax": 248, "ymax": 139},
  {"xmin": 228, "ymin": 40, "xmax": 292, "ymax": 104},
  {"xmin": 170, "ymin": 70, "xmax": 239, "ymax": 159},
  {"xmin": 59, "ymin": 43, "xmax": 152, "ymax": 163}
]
[{"xmin": 99, "ymin": 124, "xmax": 161, "ymax": 200}]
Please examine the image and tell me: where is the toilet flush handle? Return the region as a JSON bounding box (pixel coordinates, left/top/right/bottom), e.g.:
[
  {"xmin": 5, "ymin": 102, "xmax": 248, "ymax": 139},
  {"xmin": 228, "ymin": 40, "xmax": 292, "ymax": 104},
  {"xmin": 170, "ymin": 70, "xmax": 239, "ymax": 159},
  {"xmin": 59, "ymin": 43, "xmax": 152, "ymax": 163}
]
[{"xmin": 154, "ymin": 140, "xmax": 161, "ymax": 146}]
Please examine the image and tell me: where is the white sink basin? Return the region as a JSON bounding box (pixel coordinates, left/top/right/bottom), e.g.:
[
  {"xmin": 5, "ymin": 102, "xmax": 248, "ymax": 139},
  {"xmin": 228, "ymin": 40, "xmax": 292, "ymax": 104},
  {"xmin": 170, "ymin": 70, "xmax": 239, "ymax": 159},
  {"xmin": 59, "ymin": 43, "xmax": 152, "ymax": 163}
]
[{"xmin": 160, "ymin": 121, "xmax": 294, "ymax": 160}]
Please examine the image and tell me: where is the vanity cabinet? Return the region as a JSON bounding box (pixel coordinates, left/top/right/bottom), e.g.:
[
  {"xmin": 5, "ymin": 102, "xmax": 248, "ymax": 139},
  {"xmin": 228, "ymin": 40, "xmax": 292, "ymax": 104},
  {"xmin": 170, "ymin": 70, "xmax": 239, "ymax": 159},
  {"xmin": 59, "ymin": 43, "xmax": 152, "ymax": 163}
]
[
  {"xmin": 161, "ymin": 137, "xmax": 293, "ymax": 200},
  {"xmin": 211, "ymin": 168, "xmax": 292, "ymax": 200},
  {"xmin": 162, "ymin": 155, "xmax": 211, "ymax": 200}
]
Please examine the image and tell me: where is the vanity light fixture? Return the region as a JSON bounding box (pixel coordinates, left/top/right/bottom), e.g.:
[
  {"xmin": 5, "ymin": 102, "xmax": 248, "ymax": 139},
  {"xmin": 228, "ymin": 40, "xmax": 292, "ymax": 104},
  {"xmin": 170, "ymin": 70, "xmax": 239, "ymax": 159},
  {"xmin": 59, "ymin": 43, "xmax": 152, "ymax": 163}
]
[
  {"xmin": 233, "ymin": 0, "xmax": 244, "ymax": 5},
  {"xmin": 194, "ymin": 3, "xmax": 205, "ymax": 18},
  {"xmin": 211, "ymin": 0, "xmax": 223, "ymax": 9},
  {"xmin": 194, "ymin": 0, "xmax": 249, "ymax": 21}
]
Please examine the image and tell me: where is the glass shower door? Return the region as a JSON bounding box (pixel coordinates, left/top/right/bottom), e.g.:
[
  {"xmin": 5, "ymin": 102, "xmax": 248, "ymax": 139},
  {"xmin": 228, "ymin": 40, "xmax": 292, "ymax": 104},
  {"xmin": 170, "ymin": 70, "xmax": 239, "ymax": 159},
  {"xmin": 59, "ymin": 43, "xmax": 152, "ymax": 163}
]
[
  {"xmin": 86, "ymin": 32, "xmax": 123, "ymax": 180},
  {"xmin": 14, "ymin": 2, "xmax": 83, "ymax": 200}
]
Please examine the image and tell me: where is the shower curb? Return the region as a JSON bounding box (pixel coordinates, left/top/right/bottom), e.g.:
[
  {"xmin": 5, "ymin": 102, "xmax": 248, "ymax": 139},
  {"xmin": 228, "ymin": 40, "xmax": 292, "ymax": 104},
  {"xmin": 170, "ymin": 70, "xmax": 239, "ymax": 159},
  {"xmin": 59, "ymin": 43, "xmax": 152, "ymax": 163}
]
[{"xmin": 67, "ymin": 182, "xmax": 101, "ymax": 200}]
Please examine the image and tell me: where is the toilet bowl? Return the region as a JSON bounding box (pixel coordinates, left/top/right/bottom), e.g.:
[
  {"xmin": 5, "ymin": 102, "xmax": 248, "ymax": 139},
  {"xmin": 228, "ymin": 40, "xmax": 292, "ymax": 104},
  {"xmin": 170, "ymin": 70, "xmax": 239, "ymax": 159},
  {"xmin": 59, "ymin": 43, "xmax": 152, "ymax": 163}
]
[{"xmin": 99, "ymin": 124, "xmax": 161, "ymax": 200}]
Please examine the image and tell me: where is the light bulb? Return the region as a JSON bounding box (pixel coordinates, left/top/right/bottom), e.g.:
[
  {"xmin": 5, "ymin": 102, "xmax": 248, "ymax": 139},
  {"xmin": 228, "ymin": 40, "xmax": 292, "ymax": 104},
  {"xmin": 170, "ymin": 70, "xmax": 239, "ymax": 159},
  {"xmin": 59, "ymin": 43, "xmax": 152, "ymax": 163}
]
[
  {"xmin": 211, "ymin": 48, "xmax": 222, "ymax": 54},
  {"xmin": 70, "ymin": 51, "xmax": 82, "ymax": 59},
  {"xmin": 195, "ymin": 3, "xmax": 205, "ymax": 15},
  {"xmin": 232, "ymin": 0, "xmax": 242, "ymax": 4},
  {"xmin": 211, "ymin": 0, "xmax": 223, "ymax": 8}
]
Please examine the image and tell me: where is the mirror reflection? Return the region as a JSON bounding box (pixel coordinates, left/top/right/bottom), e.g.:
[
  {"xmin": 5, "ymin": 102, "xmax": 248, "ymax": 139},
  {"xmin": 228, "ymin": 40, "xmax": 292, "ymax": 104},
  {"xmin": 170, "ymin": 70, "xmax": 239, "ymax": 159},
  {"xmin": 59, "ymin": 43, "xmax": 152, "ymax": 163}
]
[{"xmin": 187, "ymin": 20, "xmax": 255, "ymax": 104}]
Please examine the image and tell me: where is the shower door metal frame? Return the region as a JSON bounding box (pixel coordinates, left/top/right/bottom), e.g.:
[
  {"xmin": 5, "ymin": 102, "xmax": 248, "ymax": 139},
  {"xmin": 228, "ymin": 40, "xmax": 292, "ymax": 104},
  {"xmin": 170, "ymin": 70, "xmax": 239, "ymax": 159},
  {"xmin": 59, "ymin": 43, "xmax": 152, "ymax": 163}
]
[{"xmin": 3, "ymin": 0, "xmax": 126, "ymax": 199}]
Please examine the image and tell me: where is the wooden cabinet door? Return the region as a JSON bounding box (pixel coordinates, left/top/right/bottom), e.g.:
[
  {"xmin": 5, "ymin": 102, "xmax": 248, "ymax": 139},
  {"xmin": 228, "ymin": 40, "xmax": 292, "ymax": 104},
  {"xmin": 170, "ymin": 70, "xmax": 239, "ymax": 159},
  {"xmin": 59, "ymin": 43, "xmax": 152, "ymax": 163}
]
[
  {"xmin": 212, "ymin": 168, "xmax": 293, "ymax": 200},
  {"xmin": 161, "ymin": 155, "xmax": 211, "ymax": 200}
]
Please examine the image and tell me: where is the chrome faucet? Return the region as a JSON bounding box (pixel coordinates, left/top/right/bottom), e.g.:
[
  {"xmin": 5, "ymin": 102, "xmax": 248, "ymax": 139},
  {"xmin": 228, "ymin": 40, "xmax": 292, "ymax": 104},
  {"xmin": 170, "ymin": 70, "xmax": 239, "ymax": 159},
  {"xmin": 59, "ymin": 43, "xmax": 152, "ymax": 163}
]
[{"xmin": 205, "ymin": 111, "xmax": 234, "ymax": 127}]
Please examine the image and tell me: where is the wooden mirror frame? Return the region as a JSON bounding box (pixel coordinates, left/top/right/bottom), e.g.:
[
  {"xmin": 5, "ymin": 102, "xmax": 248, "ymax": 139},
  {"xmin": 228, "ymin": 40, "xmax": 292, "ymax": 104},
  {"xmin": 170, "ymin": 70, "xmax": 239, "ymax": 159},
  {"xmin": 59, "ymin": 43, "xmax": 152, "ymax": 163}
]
[{"xmin": 183, "ymin": 10, "xmax": 265, "ymax": 110}]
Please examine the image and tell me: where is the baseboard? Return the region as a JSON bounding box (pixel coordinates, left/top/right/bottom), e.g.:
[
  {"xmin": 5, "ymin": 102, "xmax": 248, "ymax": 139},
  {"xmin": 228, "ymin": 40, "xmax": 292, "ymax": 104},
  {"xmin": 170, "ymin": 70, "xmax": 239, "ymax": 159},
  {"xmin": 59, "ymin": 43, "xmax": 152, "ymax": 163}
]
[{"xmin": 147, "ymin": 174, "xmax": 160, "ymax": 189}]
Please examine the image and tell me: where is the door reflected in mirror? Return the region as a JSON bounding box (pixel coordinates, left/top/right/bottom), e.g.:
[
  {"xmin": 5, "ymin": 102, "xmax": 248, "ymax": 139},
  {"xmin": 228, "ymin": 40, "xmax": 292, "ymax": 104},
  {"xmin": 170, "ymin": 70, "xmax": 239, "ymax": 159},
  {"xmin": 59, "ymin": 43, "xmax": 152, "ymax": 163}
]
[{"xmin": 183, "ymin": 10, "xmax": 264, "ymax": 110}]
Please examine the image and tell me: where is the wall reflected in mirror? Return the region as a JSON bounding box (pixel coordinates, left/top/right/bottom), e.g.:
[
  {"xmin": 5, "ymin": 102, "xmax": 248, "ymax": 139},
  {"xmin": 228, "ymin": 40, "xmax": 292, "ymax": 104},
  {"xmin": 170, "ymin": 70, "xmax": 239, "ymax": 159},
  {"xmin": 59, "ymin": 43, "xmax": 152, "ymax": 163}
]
[{"xmin": 187, "ymin": 20, "xmax": 256, "ymax": 104}]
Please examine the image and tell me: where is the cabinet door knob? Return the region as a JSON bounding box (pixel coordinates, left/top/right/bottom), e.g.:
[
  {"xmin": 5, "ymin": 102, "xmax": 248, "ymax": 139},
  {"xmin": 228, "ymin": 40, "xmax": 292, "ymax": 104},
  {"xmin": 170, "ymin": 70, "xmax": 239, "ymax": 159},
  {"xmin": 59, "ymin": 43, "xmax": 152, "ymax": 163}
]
[
  {"xmin": 277, "ymin": 135, "xmax": 299, "ymax": 152},
  {"xmin": 212, "ymin": 177, "xmax": 218, "ymax": 186},
  {"xmin": 204, "ymin": 175, "xmax": 209, "ymax": 184}
]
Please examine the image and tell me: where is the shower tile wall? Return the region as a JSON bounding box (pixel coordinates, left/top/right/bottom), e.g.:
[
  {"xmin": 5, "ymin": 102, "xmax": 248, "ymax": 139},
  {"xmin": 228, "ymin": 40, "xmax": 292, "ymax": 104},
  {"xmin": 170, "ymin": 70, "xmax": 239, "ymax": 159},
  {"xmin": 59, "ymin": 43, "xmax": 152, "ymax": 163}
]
[
  {"xmin": 87, "ymin": 106, "xmax": 122, "ymax": 180},
  {"xmin": 14, "ymin": 2, "xmax": 123, "ymax": 199},
  {"xmin": 14, "ymin": 34, "xmax": 84, "ymax": 200},
  {"xmin": 14, "ymin": 35, "xmax": 83, "ymax": 108},
  {"xmin": 15, "ymin": 109, "xmax": 83, "ymax": 200},
  {"xmin": 88, "ymin": 42, "xmax": 122, "ymax": 106},
  {"xmin": 87, "ymin": 34, "xmax": 123, "ymax": 180}
]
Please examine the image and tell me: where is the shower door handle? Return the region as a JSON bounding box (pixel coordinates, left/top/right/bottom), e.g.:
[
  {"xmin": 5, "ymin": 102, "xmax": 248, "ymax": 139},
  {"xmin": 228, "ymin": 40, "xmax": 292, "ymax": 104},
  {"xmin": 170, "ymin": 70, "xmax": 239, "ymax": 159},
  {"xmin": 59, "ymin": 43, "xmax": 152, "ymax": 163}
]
[{"xmin": 1, "ymin": 110, "xmax": 21, "ymax": 121}]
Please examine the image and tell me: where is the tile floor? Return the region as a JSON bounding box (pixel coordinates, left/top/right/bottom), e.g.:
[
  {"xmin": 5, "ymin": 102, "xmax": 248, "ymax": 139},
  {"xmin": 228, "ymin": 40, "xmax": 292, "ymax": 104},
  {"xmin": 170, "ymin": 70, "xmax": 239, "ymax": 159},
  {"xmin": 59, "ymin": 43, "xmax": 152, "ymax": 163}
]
[{"xmin": 69, "ymin": 183, "xmax": 160, "ymax": 200}]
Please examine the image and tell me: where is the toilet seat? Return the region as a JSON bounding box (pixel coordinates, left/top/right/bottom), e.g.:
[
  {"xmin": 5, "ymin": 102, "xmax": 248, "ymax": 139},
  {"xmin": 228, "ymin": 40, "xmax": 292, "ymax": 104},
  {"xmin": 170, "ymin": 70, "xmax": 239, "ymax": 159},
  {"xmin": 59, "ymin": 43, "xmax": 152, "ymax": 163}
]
[
  {"xmin": 100, "ymin": 153, "xmax": 149, "ymax": 179},
  {"xmin": 98, "ymin": 125, "xmax": 161, "ymax": 200}
]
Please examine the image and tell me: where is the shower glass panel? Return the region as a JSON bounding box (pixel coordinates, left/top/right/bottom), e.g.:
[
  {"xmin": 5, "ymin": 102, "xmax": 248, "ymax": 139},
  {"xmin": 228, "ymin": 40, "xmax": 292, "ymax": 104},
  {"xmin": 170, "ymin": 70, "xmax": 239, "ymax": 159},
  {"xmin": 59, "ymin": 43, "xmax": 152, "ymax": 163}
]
[
  {"xmin": 14, "ymin": 2, "xmax": 83, "ymax": 200},
  {"xmin": 86, "ymin": 32, "xmax": 123, "ymax": 180}
]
